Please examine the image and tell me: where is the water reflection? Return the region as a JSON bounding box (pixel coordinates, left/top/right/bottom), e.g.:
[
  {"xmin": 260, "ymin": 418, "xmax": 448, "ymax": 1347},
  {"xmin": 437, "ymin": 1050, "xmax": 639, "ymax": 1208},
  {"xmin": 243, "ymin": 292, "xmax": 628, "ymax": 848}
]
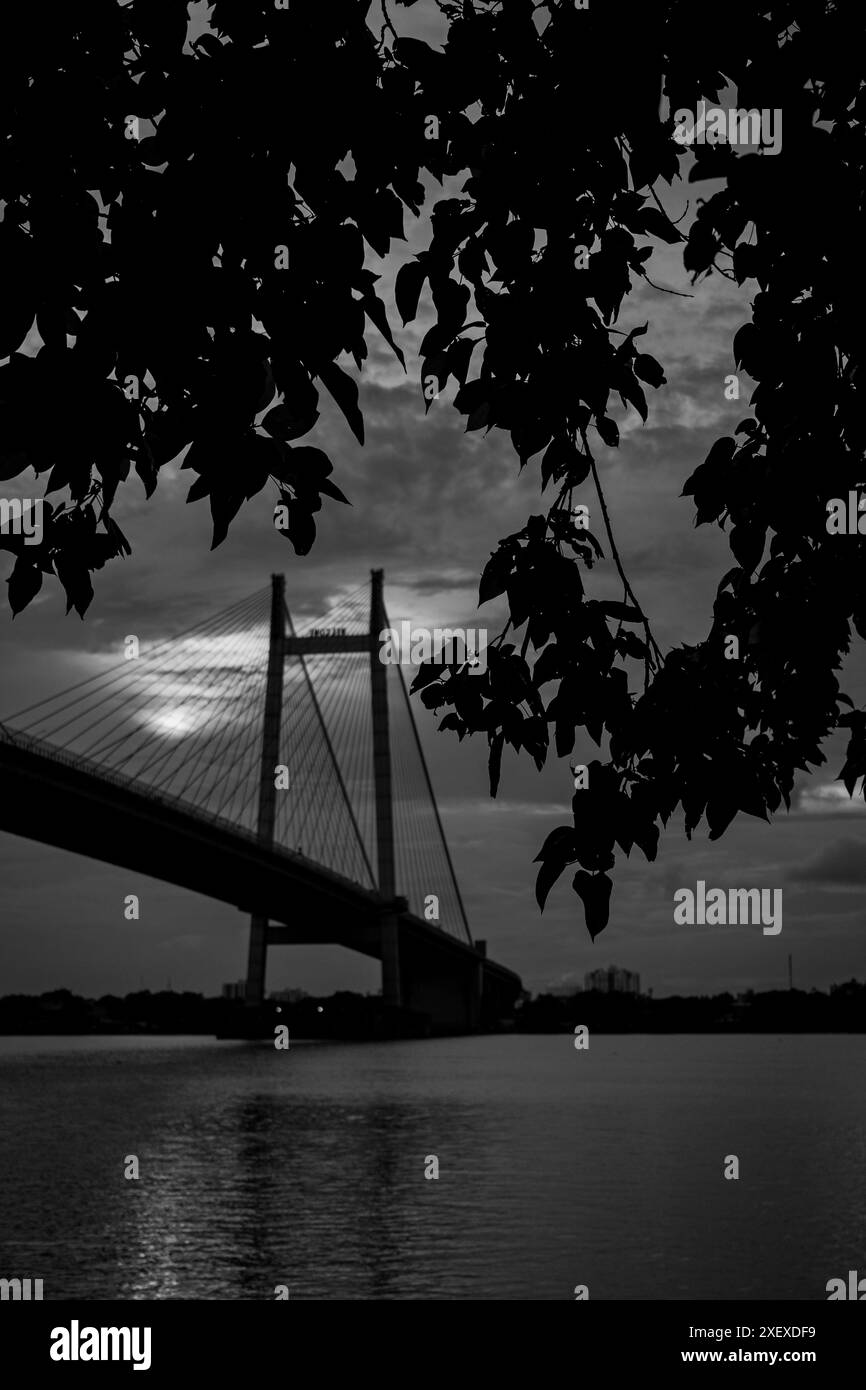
[{"xmin": 0, "ymin": 1035, "xmax": 863, "ymax": 1299}]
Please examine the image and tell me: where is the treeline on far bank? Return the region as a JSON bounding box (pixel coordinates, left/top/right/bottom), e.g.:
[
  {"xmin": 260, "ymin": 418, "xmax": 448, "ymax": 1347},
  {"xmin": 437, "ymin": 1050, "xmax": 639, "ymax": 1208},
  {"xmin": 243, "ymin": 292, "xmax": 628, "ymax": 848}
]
[
  {"xmin": 0, "ymin": 981, "xmax": 863, "ymax": 1035},
  {"xmin": 0, "ymin": 989, "xmax": 369, "ymax": 1036},
  {"xmin": 516, "ymin": 981, "xmax": 866, "ymax": 1033}
]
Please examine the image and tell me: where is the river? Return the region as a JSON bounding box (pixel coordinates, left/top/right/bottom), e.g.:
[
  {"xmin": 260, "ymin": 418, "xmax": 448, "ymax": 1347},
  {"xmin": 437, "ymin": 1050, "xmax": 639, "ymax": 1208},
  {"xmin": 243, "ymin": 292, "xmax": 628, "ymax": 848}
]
[{"xmin": 0, "ymin": 1033, "xmax": 863, "ymax": 1299}]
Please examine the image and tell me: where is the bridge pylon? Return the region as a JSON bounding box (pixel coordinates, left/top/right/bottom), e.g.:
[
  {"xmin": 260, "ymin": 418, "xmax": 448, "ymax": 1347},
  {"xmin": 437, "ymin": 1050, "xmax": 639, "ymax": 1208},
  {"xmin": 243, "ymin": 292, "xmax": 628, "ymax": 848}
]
[
  {"xmin": 369, "ymin": 569, "xmax": 402, "ymax": 1008},
  {"xmin": 245, "ymin": 574, "xmax": 286, "ymax": 1007},
  {"xmin": 244, "ymin": 571, "xmax": 403, "ymax": 1010}
]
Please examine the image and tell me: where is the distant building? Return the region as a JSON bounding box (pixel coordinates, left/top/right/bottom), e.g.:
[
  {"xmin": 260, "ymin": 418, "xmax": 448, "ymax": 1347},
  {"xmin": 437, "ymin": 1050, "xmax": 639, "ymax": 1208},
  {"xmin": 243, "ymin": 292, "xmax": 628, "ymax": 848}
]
[
  {"xmin": 270, "ymin": 988, "xmax": 310, "ymax": 1003},
  {"xmin": 222, "ymin": 980, "xmax": 246, "ymax": 1000},
  {"xmin": 584, "ymin": 966, "xmax": 641, "ymax": 996}
]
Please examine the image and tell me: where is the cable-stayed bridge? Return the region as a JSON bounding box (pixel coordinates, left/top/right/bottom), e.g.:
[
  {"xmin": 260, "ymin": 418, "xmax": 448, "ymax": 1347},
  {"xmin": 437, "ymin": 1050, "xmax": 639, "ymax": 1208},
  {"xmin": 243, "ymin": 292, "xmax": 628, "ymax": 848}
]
[{"xmin": 0, "ymin": 573, "xmax": 522, "ymax": 1034}]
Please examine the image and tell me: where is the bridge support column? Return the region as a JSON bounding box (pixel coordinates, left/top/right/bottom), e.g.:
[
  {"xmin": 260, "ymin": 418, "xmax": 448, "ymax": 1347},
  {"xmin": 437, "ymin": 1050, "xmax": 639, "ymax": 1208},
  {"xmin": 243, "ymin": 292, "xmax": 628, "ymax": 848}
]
[
  {"xmin": 380, "ymin": 908, "xmax": 402, "ymax": 1009},
  {"xmin": 246, "ymin": 915, "xmax": 268, "ymax": 1006},
  {"xmin": 469, "ymin": 938, "xmax": 485, "ymax": 1031}
]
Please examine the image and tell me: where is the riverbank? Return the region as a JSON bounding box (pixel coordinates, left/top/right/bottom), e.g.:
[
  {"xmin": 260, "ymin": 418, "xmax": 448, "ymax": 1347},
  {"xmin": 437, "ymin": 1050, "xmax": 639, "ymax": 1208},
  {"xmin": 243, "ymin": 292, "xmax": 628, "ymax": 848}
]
[{"xmin": 0, "ymin": 981, "xmax": 863, "ymax": 1035}]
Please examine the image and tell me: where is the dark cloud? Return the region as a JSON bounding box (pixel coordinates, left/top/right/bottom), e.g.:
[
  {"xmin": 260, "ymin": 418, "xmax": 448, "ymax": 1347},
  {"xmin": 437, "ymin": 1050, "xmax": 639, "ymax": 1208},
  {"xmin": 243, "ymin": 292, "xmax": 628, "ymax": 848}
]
[{"xmin": 788, "ymin": 837, "xmax": 866, "ymax": 884}]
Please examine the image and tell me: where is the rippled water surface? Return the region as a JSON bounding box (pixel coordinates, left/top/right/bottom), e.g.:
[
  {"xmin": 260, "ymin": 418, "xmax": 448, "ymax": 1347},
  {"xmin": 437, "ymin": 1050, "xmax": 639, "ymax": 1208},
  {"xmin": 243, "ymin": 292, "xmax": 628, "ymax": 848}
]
[{"xmin": 0, "ymin": 1033, "xmax": 863, "ymax": 1299}]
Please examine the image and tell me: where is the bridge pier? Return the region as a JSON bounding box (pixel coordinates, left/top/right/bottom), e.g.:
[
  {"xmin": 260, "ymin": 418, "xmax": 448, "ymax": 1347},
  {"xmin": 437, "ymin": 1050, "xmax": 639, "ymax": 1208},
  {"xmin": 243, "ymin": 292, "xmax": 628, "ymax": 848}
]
[
  {"xmin": 245, "ymin": 914, "xmax": 268, "ymax": 1007},
  {"xmin": 397, "ymin": 935, "xmax": 486, "ymax": 1035},
  {"xmin": 400, "ymin": 962, "xmax": 483, "ymax": 1034},
  {"xmin": 380, "ymin": 906, "xmax": 403, "ymax": 1010}
]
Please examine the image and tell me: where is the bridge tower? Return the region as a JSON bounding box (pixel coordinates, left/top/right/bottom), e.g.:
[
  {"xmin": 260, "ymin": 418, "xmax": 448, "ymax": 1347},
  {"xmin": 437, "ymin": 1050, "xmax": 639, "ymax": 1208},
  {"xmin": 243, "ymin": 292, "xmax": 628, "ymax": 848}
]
[
  {"xmin": 244, "ymin": 571, "xmax": 404, "ymax": 1009},
  {"xmin": 369, "ymin": 568, "xmax": 402, "ymax": 1009},
  {"xmin": 244, "ymin": 574, "xmax": 286, "ymax": 1006}
]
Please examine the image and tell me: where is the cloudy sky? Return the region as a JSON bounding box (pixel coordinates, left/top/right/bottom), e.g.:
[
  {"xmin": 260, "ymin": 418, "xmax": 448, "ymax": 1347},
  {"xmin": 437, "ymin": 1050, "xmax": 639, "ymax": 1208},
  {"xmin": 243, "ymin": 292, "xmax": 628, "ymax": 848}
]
[{"xmin": 1, "ymin": 0, "xmax": 864, "ymax": 1002}]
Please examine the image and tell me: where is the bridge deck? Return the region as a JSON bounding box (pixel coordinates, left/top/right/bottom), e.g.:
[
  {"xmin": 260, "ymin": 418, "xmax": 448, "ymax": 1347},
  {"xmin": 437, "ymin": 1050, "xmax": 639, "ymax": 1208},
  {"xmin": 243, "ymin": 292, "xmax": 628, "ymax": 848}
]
[{"xmin": 0, "ymin": 727, "xmax": 521, "ymax": 998}]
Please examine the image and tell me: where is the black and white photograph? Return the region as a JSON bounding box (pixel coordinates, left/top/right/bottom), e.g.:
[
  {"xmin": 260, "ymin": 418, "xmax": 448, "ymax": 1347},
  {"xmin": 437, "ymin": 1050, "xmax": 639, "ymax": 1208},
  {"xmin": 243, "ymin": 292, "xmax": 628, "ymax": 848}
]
[{"xmin": 0, "ymin": 0, "xmax": 864, "ymax": 1365}]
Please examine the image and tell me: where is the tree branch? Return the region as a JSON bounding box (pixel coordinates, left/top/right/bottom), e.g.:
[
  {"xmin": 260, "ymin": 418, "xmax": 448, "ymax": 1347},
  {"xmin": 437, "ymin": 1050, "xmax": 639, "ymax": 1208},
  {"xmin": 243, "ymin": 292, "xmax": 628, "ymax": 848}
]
[{"xmin": 583, "ymin": 433, "xmax": 664, "ymax": 682}]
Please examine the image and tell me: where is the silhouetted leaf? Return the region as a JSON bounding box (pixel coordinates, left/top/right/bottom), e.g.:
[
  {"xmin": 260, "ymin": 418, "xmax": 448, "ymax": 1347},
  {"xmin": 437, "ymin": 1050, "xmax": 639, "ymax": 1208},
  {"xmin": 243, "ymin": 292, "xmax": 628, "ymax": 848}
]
[
  {"xmin": 362, "ymin": 291, "xmax": 406, "ymax": 369},
  {"xmin": 572, "ymin": 870, "xmax": 613, "ymax": 940},
  {"xmin": 595, "ymin": 416, "xmax": 619, "ymax": 448},
  {"xmin": 318, "ymin": 476, "xmax": 351, "ymax": 504},
  {"xmin": 260, "ymin": 401, "xmax": 319, "ymax": 441},
  {"xmin": 7, "ymin": 556, "xmax": 42, "ymax": 615},
  {"xmin": 394, "ymin": 259, "xmax": 428, "ymax": 327},
  {"xmin": 635, "ymin": 207, "xmax": 682, "ymax": 244},
  {"xmin": 599, "ymin": 600, "xmax": 642, "ymax": 622},
  {"xmin": 633, "ymin": 353, "xmax": 666, "ymax": 388},
  {"xmin": 209, "ymin": 483, "xmax": 245, "ymax": 550},
  {"xmin": 275, "ymin": 498, "xmax": 317, "ymax": 556},
  {"xmin": 488, "ymin": 730, "xmax": 504, "ymax": 797},
  {"xmin": 54, "ymin": 555, "xmax": 94, "ymax": 618},
  {"xmin": 317, "ymin": 361, "xmax": 364, "ymax": 445},
  {"xmin": 535, "ymin": 856, "xmax": 567, "ymax": 913},
  {"xmin": 186, "ymin": 474, "xmax": 212, "ymax": 504},
  {"xmin": 479, "ymin": 547, "xmax": 513, "ymax": 605}
]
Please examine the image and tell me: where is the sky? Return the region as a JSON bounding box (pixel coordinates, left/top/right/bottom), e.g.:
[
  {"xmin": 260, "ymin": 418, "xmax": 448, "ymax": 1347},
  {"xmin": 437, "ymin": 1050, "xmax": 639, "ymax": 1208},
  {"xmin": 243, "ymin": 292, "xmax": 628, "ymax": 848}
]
[{"xmin": 1, "ymin": 0, "xmax": 865, "ymax": 1002}]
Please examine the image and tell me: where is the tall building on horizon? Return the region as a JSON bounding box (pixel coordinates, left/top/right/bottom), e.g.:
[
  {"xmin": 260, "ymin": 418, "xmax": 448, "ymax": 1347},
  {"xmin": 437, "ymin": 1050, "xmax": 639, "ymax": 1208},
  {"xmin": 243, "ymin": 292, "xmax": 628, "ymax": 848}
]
[{"xmin": 584, "ymin": 966, "xmax": 641, "ymax": 996}]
